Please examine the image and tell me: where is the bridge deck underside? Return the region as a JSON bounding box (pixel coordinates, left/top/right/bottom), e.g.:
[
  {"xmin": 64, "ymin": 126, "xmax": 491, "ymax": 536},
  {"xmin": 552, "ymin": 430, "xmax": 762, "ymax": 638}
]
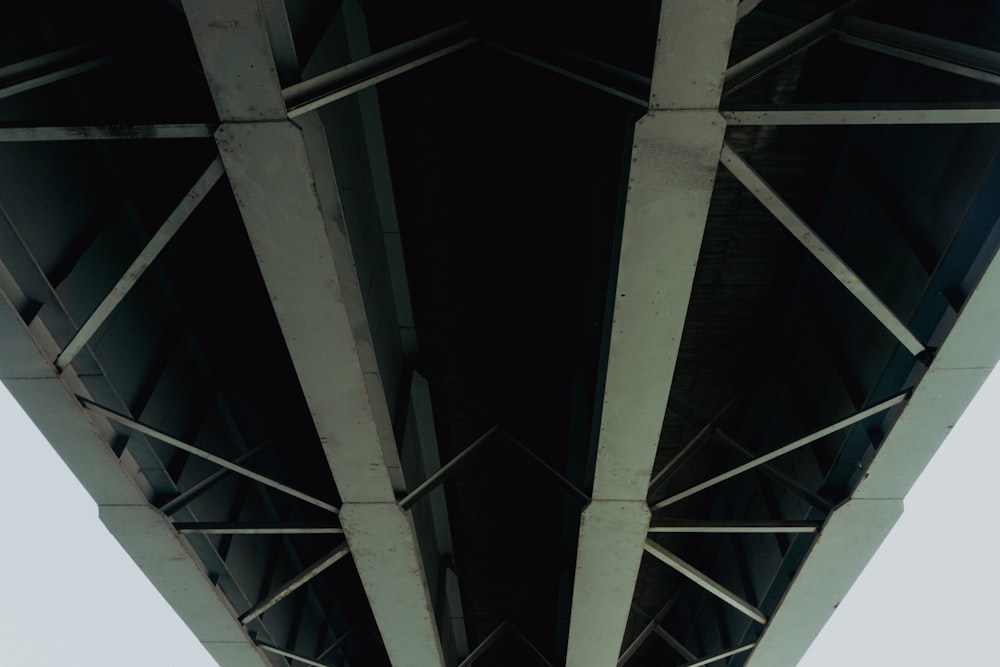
[{"xmin": 1, "ymin": 1, "xmax": 999, "ymax": 666}]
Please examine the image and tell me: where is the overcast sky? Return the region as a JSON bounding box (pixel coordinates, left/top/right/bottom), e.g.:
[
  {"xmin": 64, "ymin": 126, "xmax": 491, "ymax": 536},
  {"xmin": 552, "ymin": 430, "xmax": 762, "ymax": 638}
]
[{"xmin": 1, "ymin": 364, "xmax": 998, "ymax": 666}]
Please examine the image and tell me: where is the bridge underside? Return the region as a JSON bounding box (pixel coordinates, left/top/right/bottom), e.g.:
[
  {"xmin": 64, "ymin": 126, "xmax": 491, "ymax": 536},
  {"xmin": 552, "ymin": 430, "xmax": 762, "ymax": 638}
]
[{"xmin": 2, "ymin": 1, "xmax": 1000, "ymax": 666}]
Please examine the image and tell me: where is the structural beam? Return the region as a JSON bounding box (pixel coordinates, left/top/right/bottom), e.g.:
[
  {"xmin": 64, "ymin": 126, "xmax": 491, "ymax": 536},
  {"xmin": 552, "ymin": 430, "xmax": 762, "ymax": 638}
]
[
  {"xmin": 720, "ymin": 144, "xmax": 926, "ymax": 356},
  {"xmin": 55, "ymin": 157, "xmax": 224, "ymax": 370},
  {"xmin": 738, "ymin": 0, "xmax": 766, "ymax": 21},
  {"xmin": 650, "ymin": 396, "xmax": 738, "ymax": 492},
  {"xmin": 724, "ymin": 0, "xmax": 865, "ymax": 95},
  {"xmin": 565, "ymin": 3, "xmax": 739, "ymax": 665},
  {"xmin": 81, "ymin": 398, "xmax": 339, "ymax": 513},
  {"xmin": 158, "ymin": 442, "xmax": 268, "ymax": 516},
  {"xmin": 504, "ymin": 431, "xmax": 591, "ymax": 507},
  {"xmin": 683, "ymin": 644, "xmax": 756, "ymax": 667},
  {"xmin": 257, "ymin": 641, "xmax": 336, "ymax": 667},
  {"xmin": 651, "ymin": 392, "xmax": 907, "ymax": 511},
  {"xmin": 644, "ymin": 540, "xmax": 767, "ymax": 625},
  {"xmin": 664, "ymin": 399, "xmax": 835, "ymax": 512},
  {"xmin": 458, "ymin": 622, "xmax": 508, "ymax": 667},
  {"xmin": 0, "ymin": 124, "xmax": 216, "ymax": 141},
  {"xmin": 508, "ymin": 625, "xmax": 555, "ymax": 666},
  {"xmin": 284, "ymin": 21, "xmax": 477, "ymax": 118},
  {"xmin": 315, "ymin": 624, "xmax": 359, "ymax": 662},
  {"xmin": 713, "ymin": 428, "xmax": 835, "ymax": 513},
  {"xmin": 722, "ymin": 104, "xmax": 1000, "ymax": 125},
  {"xmin": 182, "ymin": 3, "xmax": 448, "ymax": 663},
  {"xmin": 481, "ymin": 35, "xmax": 649, "ymax": 107},
  {"xmin": 173, "ymin": 522, "xmax": 344, "ymax": 535},
  {"xmin": 839, "ymin": 16, "xmax": 1000, "ymax": 88},
  {"xmin": 398, "ymin": 425, "xmax": 498, "ymax": 511},
  {"xmin": 628, "ymin": 599, "xmax": 696, "ymax": 663},
  {"xmin": 240, "ymin": 543, "xmax": 351, "ymax": 623},
  {"xmin": 617, "ymin": 593, "xmax": 682, "ymax": 666},
  {"xmin": 648, "ymin": 520, "xmax": 819, "ymax": 533},
  {"xmin": 746, "ymin": 169, "xmax": 1000, "ymax": 667},
  {"xmin": 0, "ymin": 42, "xmax": 121, "ymax": 101},
  {"xmin": 0, "ymin": 198, "xmax": 270, "ymax": 666}
]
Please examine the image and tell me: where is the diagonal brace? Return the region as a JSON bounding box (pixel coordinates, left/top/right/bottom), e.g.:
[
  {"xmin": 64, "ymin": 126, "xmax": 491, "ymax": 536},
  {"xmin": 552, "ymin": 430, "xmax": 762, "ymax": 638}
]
[
  {"xmin": 55, "ymin": 157, "xmax": 225, "ymax": 370},
  {"xmin": 158, "ymin": 442, "xmax": 268, "ymax": 516},
  {"xmin": 284, "ymin": 21, "xmax": 478, "ymax": 117},
  {"xmin": 80, "ymin": 397, "xmax": 340, "ymax": 514},
  {"xmin": 458, "ymin": 621, "xmax": 509, "ymax": 667},
  {"xmin": 240, "ymin": 542, "xmax": 351, "ymax": 623},
  {"xmin": 399, "ymin": 424, "xmax": 499, "ymax": 511},
  {"xmin": 618, "ymin": 592, "xmax": 684, "ymax": 666},
  {"xmin": 681, "ymin": 643, "xmax": 757, "ymax": 667},
  {"xmin": 652, "ymin": 392, "xmax": 907, "ymax": 511},
  {"xmin": 720, "ymin": 144, "xmax": 926, "ymax": 356},
  {"xmin": 644, "ymin": 539, "xmax": 767, "ymax": 624}
]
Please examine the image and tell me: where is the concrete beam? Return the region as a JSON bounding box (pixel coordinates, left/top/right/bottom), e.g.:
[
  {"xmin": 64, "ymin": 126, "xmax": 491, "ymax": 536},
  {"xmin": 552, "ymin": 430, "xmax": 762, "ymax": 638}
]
[
  {"xmin": 564, "ymin": 3, "xmax": 739, "ymax": 665},
  {"xmin": 0, "ymin": 250, "xmax": 270, "ymax": 666},
  {"xmin": 746, "ymin": 191, "xmax": 1000, "ymax": 666},
  {"xmin": 182, "ymin": 2, "xmax": 446, "ymax": 665},
  {"xmin": 722, "ymin": 104, "xmax": 1000, "ymax": 125}
]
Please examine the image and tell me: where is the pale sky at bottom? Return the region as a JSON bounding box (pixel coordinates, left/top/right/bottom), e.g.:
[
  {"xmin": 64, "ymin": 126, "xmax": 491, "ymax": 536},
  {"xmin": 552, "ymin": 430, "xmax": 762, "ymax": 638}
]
[{"xmin": 1, "ymin": 365, "xmax": 997, "ymax": 666}]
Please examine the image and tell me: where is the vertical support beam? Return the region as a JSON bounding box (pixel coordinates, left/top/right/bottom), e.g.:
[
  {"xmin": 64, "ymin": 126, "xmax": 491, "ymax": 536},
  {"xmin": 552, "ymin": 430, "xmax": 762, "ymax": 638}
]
[
  {"xmin": 181, "ymin": 3, "xmax": 447, "ymax": 665},
  {"xmin": 564, "ymin": 3, "xmax": 739, "ymax": 665}
]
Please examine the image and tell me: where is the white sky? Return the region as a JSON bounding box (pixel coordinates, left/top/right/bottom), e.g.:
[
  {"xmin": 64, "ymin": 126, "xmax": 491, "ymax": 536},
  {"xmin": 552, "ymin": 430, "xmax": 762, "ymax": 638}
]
[{"xmin": 1, "ymin": 365, "xmax": 998, "ymax": 666}]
